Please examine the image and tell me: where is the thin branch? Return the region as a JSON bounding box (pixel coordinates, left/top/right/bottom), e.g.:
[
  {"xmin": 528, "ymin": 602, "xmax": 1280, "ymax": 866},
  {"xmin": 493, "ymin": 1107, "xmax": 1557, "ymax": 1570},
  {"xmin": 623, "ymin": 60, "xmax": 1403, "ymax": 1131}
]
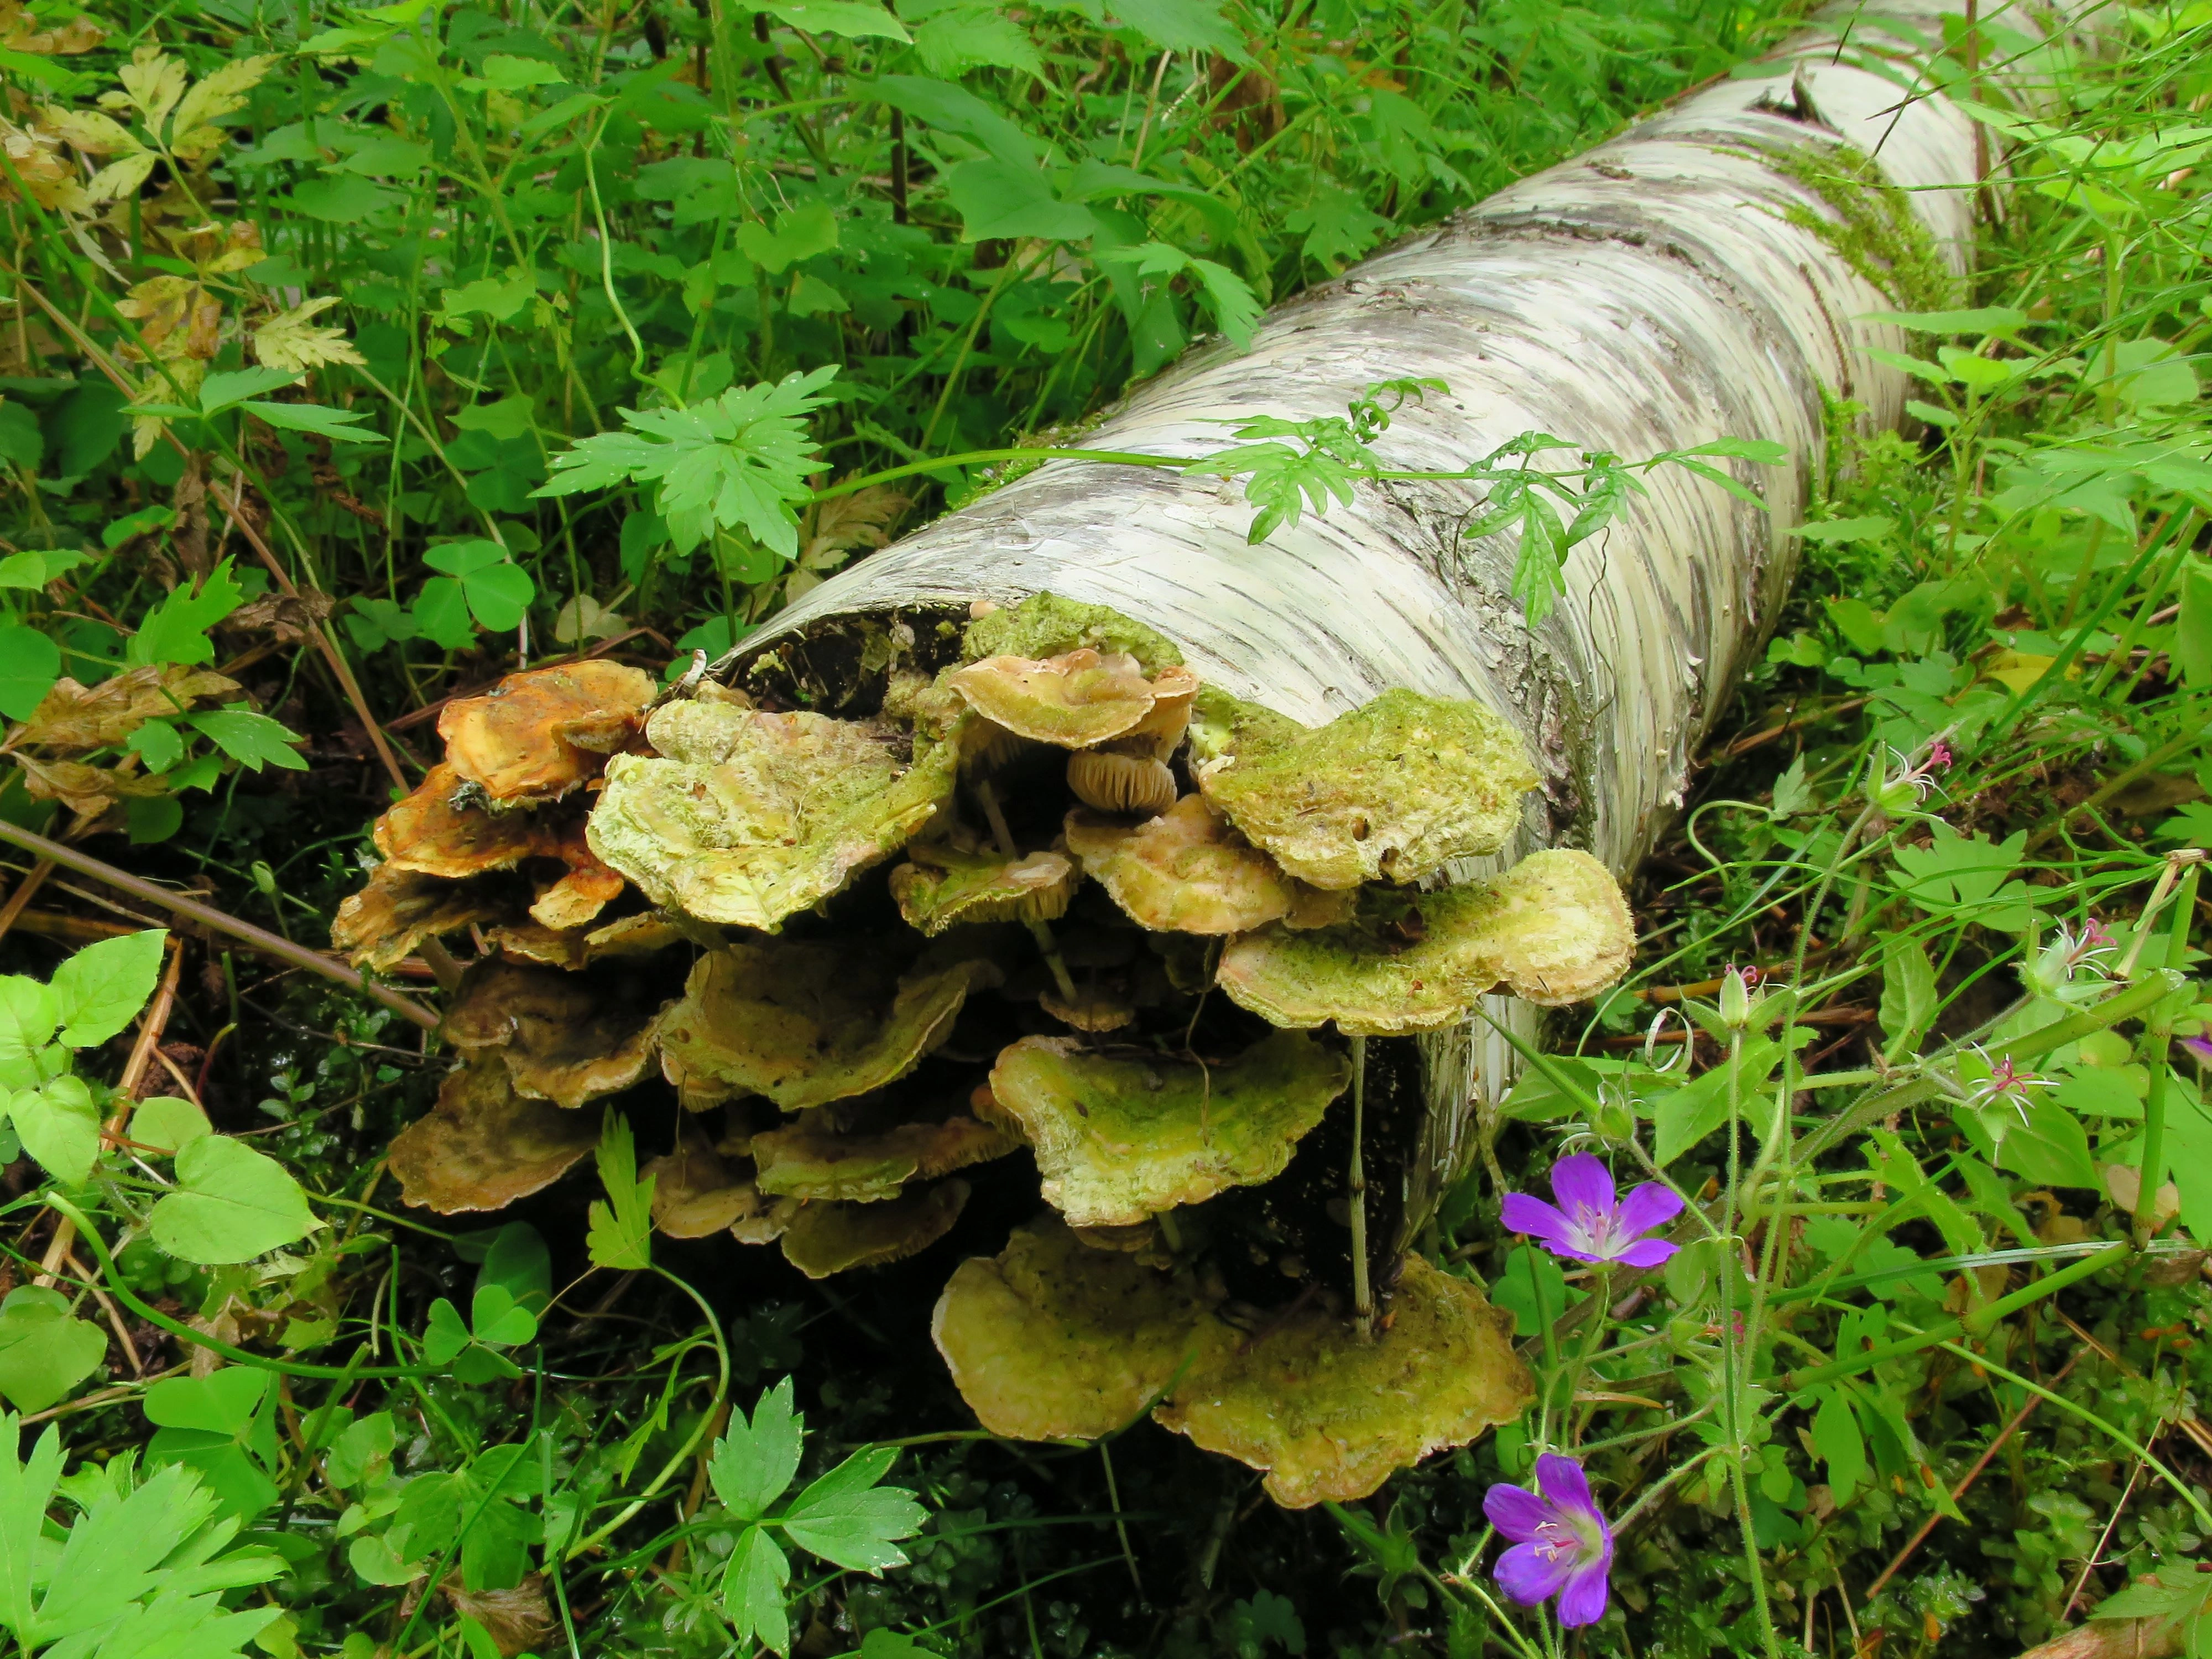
[{"xmin": 0, "ymin": 818, "xmax": 440, "ymax": 1030}]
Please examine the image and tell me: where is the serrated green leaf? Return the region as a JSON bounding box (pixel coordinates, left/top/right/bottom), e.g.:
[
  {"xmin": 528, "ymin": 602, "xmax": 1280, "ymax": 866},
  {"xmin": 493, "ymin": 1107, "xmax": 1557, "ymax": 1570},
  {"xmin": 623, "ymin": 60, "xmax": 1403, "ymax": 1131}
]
[
  {"xmin": 128, "ymin": 714, "xmax": 186, "ymax": 773},
  {"xmin": 127, "ymin": 557, "xmax": 246, "ymax": 668},
  {"xmin": 187, "ymin": 710, "xmax": 309, "ymax": 773},
  {"xmin": 708, "ymin": 1378, "xmax": 804, "ymax": 1522},
  {"xmin": 536, "ymin": 368, "xmax": 836, "ymax": 559},
  {"xmin": 1811, "ymin": 1389, "xmax": 1866, "ymax": 1505},
  {"xmin": 721, "ymin": 1525, "xmax": 792, "ymax": 1655},
  {"xmin": 586, "ymin": 1112, "xmax": 654, "ymax": 1270},
  {"xmin": 761, "ymin": 0, "xmax": 910, "ymax": 39},
  {"xmin": 240, "ymin": 399, "xmax": 379, "ymax": 441},
  {"xmin": 200, "ymin": 367, "xmax": 298, "ymax": 410},
  {"xmin": 781, "ymin": 1448, "xmax": 925, "ymax": 1572}
]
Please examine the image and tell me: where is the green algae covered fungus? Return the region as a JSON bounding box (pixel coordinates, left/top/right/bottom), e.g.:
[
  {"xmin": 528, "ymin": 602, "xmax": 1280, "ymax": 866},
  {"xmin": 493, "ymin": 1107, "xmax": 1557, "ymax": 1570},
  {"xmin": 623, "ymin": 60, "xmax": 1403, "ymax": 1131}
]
[
  {"xmin": 932, "ymin": 1224, "xmax": 1532, "ymax": 1503},
  {"xmin": 1218, "ymin": 848, "xmax": 1634, "ymax": 1034},
  {"xmin": 587, "ymin": 698, "xmax": 954, "ymax": 932},
  {"xmin": 656, "ymin": 940, "xmax": 999, "ymax": 1111},
  {"xmin": 388, "ymin": 1055, "xmax": 605, "ymax": 1214},
  {"xmin": 931, "ymin": 1218, "xmax": 1229, "ymax": 1441},
  {"xmin": 889, "ymin": 845, "xmax": 1078, "ymax": 934},
  {"xmin": 1198, "ymin": 687, "xmax": 1541, "ymax": 888},
  {"xmin": 946, "ymin": 649, "xmax": 1162, "ymax": 748},
  {"xmin": 752, "ymin": 1112, "xmax": 1020, "ymax": 1202},
  {"xmin": 780, "ymin": 1180, "xmax": 971, "ymax": 1279},
  {"xmin": 963, "ymin": 591, "xmax": 1185, "ymax": 677},
  {"xmin": 1063, "ymin": 796, "xmax": 1297, "ymax": 935},
  {"xmin": 1154, "ymin": 1254, "xmax": 1535, "ymax": 1507},
  {"xmin": 987, "ymin": 1031, "xmax": 1350, "ymax": 1225},
  {"xmin": 441, "ymin": 961, "xmax": 661, "ymax": 1110}
]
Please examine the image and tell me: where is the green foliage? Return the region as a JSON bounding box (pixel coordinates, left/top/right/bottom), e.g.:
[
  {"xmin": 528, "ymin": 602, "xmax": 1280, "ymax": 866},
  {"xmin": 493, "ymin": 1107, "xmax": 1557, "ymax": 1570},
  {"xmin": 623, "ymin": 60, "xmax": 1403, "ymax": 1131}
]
[
  {"xmin": 0, "ymin": 1413, "xmax": 284, "ymax": 1657},
  {"xmin": 32, "ymin": 0, "xmax": 2198, "ymax": 1652},
  {"xmin": 0, "ymin": 1291, "xmax": 106, "ymax": 1415},
  {"xmin": 586, "ymin": 1112, "xmax": 655, "ymax": 1270},
  {"xmin": 708, "ymin": 1380, "xmax": 926, "ymax": 1656},
  {"xmin": 538, "ymin": 366, "xmax": 838, "ymax": 559},
  {"xmin": 147, "ymin": 1135, "xmax": 321, "ymax": 1264}
]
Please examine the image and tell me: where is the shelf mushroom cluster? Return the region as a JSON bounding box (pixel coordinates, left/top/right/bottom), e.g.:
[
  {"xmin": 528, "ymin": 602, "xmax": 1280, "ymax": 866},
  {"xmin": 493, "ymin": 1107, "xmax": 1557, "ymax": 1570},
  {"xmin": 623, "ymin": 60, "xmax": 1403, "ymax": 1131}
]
[{"xmin": 338, "ymin": 593, "xmax": 1637, "ymax": 1505}]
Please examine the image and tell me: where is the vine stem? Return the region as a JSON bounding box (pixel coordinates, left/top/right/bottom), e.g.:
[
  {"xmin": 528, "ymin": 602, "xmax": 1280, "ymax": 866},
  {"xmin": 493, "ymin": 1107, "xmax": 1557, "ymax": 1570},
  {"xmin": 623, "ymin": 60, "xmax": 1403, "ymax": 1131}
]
[
  {"xmin": 32, "ymin": 1192, "xmax": 441, "ymax": 1380},
  {"xmin": 565, "ymin": 1265, "xmax": 732, "ymax": 1559},
  {"xmin": 1931, "ymin": 1339, "xmax": 2212, "ymax": 1532},
  {"xmin": 0, "ymin": 818, "xmax": 440, "ymax": 1030}
]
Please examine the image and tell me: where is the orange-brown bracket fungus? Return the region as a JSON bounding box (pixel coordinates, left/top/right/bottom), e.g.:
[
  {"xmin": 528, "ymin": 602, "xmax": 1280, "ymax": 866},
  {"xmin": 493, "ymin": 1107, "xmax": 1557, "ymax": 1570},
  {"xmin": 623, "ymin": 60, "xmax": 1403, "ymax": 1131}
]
[{"xmin": 388, "ymin": 1056, "xmax": 604, "ymax": 1214}]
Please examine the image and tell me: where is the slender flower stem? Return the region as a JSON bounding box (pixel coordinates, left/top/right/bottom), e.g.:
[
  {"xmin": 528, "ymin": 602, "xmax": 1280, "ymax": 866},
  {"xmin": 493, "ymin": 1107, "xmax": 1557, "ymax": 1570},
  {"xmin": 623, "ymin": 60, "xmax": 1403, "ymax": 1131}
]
[
  {"xmin": 1349, "ymin": 1034, "xmax": 1373, "ymax": 1340},
  {"xmin": 2136, "ymin": 861, "xmax": 2198, "ymax": 1245},
  {"xmin": 1613, "ymin": 1444, "xmax": 1725, "ymax": 1531}
]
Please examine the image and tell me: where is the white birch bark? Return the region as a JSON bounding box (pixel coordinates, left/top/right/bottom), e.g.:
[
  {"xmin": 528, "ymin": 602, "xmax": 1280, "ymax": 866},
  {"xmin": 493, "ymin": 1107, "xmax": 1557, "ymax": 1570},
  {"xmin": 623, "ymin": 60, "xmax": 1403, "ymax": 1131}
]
[{"xmin": 731, "ymin": 0, "xmax": 2073, "ymax": 1243}]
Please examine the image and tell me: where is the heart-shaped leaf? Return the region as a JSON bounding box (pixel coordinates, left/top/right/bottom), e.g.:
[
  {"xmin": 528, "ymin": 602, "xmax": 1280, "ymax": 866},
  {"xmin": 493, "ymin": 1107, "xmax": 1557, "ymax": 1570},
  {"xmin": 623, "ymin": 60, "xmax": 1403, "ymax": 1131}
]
[
  {"xmin": 0, "ymin": 1285, "xmax": 106, "ymax": 1412},
  {"xmin": 149, "ymin": 1135, "xmax": 322, "ymax": 1264},
  {"xmin": 11, "ymin": 1074, "xmax": 101, "ymax": 1187},
  {"xmin": 468, "ymin": 1282, "xmax": 539, "ymax": 1348},
  {"xmin": 422, "ymin": 1298, "xmax": 471, "ymax": 1367}
]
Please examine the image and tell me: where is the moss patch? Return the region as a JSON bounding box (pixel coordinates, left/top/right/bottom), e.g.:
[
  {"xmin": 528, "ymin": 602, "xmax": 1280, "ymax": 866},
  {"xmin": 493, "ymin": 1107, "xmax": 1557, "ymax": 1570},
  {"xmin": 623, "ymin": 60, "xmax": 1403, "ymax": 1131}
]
[
  {"xmin": 1755, "ymin": 138, "xmax": 1955, "ymax": 312},
  {"xmin": 963, "ymin": 591, "xmax": 1185, "ymax": 676}
]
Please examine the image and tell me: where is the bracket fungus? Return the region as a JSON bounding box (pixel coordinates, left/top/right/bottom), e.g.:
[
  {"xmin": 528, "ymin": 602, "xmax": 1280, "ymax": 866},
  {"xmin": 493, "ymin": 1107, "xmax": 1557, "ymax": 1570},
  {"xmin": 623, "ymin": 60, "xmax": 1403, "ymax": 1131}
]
[
  {"xmin": 780, "ymin": 1181, "xmax": 971, "ymax": 1279},
  {"xmin": 1065, "ymin": 752, "xmax": 1178, "ymax": 817},
  {"xmin": 1219, "ymin": 849, "xmax": 1636, "ymax": 1034},
  {"xmin": 332, "ymin": 865, "xmax": 511, "ymax": 972},
  {"xmin": 1199, "ymin": 688, "xmax": 1542, "ymax": 889},
  {"xmin": 388, "ymin": 1056, "xmax": 605, "ymax": 1214},
  {"xmin": 889, "ymin": 845, "xmax": 1077, "ymax": 933},
  {"xmin": 753, "ymin": 1111, "xmax": 1020, "ymax": 1203},
  {"xmin": 933, "ymin": 1224, "xmax": 1530, "ymax": 1504},
  {"xmin": 1152, "ymin": 1254, "xmax": 1534, "ymax": 1508},
  {"xmin": 945, "ymin": 650, "xmax": 1163, "ymax": 749},
  {"xmin": 643, "ymin": 1130, "xmax": 783, "ymax": 1239},
  {"xmin": 1063, "ymin": 797, "xmax": 1297, "ymax": 935},
  {"xmin": 588, "ymin": 701, "xmax": 954, "ymax": 931},
  {"xmin": 931, "ymin": 1219, "xmax": 1229, "ymax": 1442},
  {"xmin": 656, "ymin": 941, "xmax": 998, "ymax": 1112},
  {"xmin": 442, "ymin": 962, "xmax": 661, "ymax": 1110},
  {"xmin": 374, "ymin": 763, "xmax": 557, "ymax": 878},
  {"xmin": 988, "ymin": 1032, "xmax": 1351, "ymax": 1226},
  {"xmin": 352, "ymin": 591, "xmax": 1641, "ymax": 1505},
  {"xmin": 439, "ymin": 660, "xmax": 656, "ymax": 804}
]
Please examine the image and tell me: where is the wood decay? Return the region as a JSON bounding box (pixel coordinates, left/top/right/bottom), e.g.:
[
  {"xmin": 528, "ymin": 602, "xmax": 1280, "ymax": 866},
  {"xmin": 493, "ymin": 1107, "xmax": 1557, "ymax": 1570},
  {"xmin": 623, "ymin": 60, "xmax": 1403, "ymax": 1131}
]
[
  {"xmin": 337, "ymin": 593, "xmax": 1634, "ymax": 1505},
  {"xmin": 341, "ymin": 0, "xmax": 2081, "ymax": 1504}
]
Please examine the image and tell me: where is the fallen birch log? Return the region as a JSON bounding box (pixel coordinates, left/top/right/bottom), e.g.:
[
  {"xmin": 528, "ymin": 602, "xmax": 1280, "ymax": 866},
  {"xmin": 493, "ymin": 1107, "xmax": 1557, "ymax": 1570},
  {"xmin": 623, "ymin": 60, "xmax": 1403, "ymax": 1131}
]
[{"xmin": 339, "ymin": 0, "xmax": 2074, "ymax": 1506}]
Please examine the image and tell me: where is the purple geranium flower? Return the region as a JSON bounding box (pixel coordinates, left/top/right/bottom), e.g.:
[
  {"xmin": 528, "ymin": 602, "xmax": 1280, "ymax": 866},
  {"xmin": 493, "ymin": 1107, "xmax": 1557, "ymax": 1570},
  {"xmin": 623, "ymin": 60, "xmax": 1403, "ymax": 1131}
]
[
  {"xmin": 1484, "ymin": 1454, "xmax": 1615, "ymax": 1627},
  {"xmin": 1501, "ymin": 1154, "xmax": 1683, "ymax": 1269}
]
